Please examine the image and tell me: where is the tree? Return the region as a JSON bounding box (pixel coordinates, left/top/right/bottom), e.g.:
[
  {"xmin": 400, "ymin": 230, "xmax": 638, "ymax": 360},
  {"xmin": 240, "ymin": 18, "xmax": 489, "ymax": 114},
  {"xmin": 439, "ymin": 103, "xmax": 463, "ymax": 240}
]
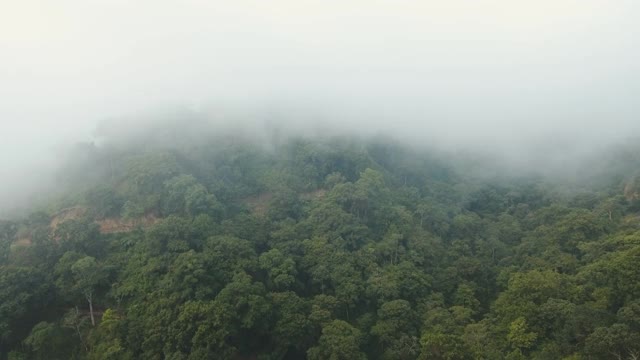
[
  {"xmin": 165, "ymin": 301, "xmax": 236, "ymax": 359},
  {"xmin": 259, "ymin": 249, "xmax": 297, "ymax": 291},
  {"xmin": 352, "ymin": 168, "xmax": 390, "ymax": 224},
  {"xmin": 366, "ymin": 262, "xmax": 432, "ymax": 305},
  {"xmin": 268, "ymin": 292, "xmax": 312, "ymax": 357},
  {"xmin": 145, "ymin": 215, "xmax": 193, "ymax": 254},
  {"xmin": 87, "ymin": 308, "xmax": 133, "ymax": 360},
  {"xmin": 418, "ymin": 331, "xmax": 467, "ymax": 360},
  {"xmin": 84, "ymin": 186, "xmax": 124, "ymax": 219},
  {"xmin": 62, "ymin": 307, "xmax": 89, "ymax": 353},
  {"xmin": 0, "ymin": 220, "xmax": 17, "ymax": 265},
  {"xmin": 164, "ymin": 250, "xmax": 216, "ymax": 300},
  {"xmin": 163, "ymin": 174, "xmax": 220, "ymax": 217},
  {"xmin": 507, "ymin": 317, "xmax": 537, "ymax": 350},
  {"xmin": 71, "ymin": 256, "xmax": 108, "ymax": 326},
  {"xmin": 0, "ymin": 266, "xmax": 49, "ymax": 348},
  {"xmin": 371, "ymin": 300, "xmax": 418, "ymax": 359},
  {"xmin": 23, "ymin": 322, "xmax": 68, "ymax": 360},
  {"xmin": 307, "ymin": 320, "xmax": 366, "ymax": 360},
  {"xmin": 54, "ymin": 219, "xmax": 102, "ymax": 255},
  {"xmin": 330, "ymin": 259, "xmax": 364, "ymax": 320},
  {"xmin": 585, "ymin": 324, "xmax": 640, "ymax": 360},
  {"xmin": 216, "ymin": 272, "xmax": 271, "ymax": 332},
  {"xmin": 463, "ymin": 321, "xmax": 501, "ymax": 359}
]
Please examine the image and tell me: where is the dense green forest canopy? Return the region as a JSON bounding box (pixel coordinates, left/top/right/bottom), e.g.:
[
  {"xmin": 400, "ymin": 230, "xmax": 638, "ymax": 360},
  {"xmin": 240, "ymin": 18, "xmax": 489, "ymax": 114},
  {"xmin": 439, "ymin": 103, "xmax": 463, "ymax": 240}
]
[{"xmin": 1, "ymin": 127, "xmax": 640, "ymax": 359}]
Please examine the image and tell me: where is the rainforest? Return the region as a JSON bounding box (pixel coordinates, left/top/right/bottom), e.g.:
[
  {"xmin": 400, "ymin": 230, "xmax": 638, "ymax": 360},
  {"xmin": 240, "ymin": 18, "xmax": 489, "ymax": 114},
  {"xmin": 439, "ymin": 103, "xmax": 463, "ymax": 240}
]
[{"xmin": 1, "ymin": 125, "xmax": 640, "ymax": 360}]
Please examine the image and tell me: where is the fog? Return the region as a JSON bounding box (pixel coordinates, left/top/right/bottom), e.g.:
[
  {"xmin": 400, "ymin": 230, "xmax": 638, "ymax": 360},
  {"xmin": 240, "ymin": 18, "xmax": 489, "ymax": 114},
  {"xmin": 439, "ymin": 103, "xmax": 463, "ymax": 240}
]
[{"xmin": 1, "ymin": 0, "xmax": 639, "ymax": 213}]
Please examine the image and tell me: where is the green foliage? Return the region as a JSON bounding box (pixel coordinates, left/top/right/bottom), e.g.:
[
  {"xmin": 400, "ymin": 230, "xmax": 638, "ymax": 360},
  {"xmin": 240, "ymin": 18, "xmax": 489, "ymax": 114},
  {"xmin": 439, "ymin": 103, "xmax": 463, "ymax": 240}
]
[
  {"xmin": 507, "ymin": 317, "xmax": 537, "ymax": 349},
  {"xmin": 0, "ymin": 266, "xmax": 50, "ymax": 347},
  {"xmin": 23, "ymin": 322, "xmax": 71, "ymax": 360},
  {"xmin": 2, "ymin": 135, "xmax": 640, "ymax": 359},
  {"xmin": 259, "ymin": 249, "xmax": 297, "ymax": 291},
  {"xmin": 307, "ymin": 320, "xmax": 366, "ymax": 360}
]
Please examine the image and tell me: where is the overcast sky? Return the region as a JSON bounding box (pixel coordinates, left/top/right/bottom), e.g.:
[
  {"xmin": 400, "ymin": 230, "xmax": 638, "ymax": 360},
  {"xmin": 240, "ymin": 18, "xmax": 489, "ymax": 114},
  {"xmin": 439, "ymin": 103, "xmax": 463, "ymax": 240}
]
[{"xmin": 1, "ymin": 0, "xmax": 639, "ymax": 208}]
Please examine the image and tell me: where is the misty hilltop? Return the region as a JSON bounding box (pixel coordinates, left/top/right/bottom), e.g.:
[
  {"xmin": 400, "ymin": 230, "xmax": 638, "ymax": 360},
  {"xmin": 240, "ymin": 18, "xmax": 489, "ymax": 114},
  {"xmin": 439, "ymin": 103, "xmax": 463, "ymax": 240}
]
[
  {"xmin": 2, "ymin": 0, "xmax": 639, "ymax": 209},
  {"xmin": 2, "ymin": 0, "xmax": 640, "ymax": 359},
  {"xmin": 1, "ymin": 121, "xmax": 640, "ymax": 358}
]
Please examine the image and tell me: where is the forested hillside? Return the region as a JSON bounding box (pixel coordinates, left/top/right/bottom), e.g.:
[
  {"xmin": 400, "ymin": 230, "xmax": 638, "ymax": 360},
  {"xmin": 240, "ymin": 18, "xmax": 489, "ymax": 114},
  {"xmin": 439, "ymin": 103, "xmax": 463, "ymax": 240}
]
[{"xmin": 1, "ymin": 130, "xmax": 640, "ymax": 359}]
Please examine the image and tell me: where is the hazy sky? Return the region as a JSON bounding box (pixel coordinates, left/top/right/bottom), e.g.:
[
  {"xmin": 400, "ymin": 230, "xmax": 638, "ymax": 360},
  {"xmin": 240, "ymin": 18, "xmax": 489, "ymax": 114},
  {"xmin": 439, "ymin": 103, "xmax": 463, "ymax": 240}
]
[{"xmin": 1, "ymin": 0, "xmax": 639, "ymax": 207}]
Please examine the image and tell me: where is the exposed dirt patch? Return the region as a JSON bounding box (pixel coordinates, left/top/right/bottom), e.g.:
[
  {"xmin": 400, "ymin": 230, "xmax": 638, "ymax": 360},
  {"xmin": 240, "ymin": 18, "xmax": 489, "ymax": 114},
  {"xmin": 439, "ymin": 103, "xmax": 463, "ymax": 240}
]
[
  {"xmin": 50, "ymin": 206, "xmax": 159, "ymax": 234},
  {"xmin": 50, "ymin": 206, "xmax": 88, "ymax": 231},
  {"xmin": 10, "ymin": 237, "xmax": 32, "ymax": 250},
  {"xmin": 97, "ymin": 214, "xmax": 160, "ymax": 234},
  {"xmin": 242, "ymin": 189, "xmax": 327, "ymax": 216},
  {"xmin": 300, "ymin": 188, "xmax": 327, "ymax": 200},
  {"xmin": 13, "ymin": 238, "xmax": 32, "ymax": 246},
  {"xmin": 244, "ymin": 192, "xmax": 273, "ymax": 216}
]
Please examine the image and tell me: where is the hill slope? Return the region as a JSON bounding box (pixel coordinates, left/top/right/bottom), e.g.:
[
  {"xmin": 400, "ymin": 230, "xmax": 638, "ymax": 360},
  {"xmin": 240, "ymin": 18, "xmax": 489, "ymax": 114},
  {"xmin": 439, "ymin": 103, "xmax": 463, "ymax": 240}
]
[{"xmin": 1, "ymin": 133, "xmax": 640, "ymax": 359}]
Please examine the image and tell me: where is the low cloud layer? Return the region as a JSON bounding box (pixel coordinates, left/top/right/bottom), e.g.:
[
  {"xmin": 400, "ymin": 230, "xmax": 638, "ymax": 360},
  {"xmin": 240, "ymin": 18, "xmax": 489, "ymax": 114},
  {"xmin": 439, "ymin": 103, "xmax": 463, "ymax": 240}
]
[{"xmin": 1, "ymin": 0, "xmax": 639, "ymax": 212}]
